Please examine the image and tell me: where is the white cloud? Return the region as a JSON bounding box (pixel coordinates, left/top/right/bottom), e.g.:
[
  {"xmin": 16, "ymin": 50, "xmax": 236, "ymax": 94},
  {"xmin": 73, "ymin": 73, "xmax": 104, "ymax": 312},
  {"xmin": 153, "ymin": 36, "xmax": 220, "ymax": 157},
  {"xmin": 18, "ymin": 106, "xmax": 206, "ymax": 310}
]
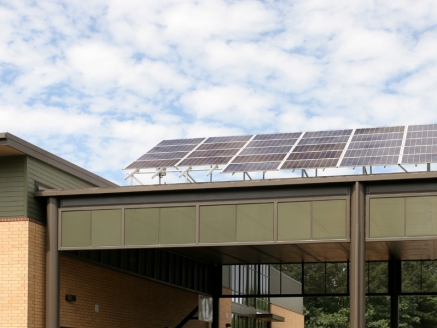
[{"xmin": 1, "ymin": 0, "xmax": 437, "ymax": 185}]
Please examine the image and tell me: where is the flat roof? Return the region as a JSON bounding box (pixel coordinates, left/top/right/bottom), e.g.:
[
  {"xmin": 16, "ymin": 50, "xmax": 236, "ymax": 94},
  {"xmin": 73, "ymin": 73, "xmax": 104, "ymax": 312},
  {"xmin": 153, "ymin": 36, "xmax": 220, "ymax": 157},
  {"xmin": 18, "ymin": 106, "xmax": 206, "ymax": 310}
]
[
  {"xmin": 0, "ymin": 132, "xmax": 117, "ymax": 188},
  {"xmin": 35, "ymin": 170, "xmax": 437, "ymax": 197}
]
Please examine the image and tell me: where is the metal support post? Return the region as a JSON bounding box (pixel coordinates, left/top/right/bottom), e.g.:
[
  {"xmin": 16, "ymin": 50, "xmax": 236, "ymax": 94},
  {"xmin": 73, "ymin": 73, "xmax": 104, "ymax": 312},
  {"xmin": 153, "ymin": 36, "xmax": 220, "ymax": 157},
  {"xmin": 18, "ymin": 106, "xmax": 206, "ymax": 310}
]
[
  {"xmin": 389, "ymin": 259, "xmax": 401, "ymax": 328},
  {"xmin": 350, "ymin": 182, "xmax": 366, "ymax": 328},
  {"xmin": 46, "ymin": 197, "xmax": 60, "ymax": 328},
  {"xmin": 212, "ymin": 265, "xmax": 222, "ymax": 328}
]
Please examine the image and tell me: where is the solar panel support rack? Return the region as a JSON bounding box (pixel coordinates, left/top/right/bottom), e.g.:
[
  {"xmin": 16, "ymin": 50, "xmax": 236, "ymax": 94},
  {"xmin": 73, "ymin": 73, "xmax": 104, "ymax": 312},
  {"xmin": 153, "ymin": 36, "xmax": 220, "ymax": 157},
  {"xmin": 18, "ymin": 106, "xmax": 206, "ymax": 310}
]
[{"xmin": 124, "ymin": 124, "xmax": 437, "ymax": 185}]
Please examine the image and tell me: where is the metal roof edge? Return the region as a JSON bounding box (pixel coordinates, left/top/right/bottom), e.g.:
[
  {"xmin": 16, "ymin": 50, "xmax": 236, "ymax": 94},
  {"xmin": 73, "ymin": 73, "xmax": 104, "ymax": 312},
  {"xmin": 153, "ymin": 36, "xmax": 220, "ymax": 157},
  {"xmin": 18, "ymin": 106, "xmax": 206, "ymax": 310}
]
[
  {"xmin": 35, "ymin": 170, "xmax": 437, "ymax": 197},
  {"xmin": 1, "ymin": 132, "xmax": 117, "ymax": 188}
]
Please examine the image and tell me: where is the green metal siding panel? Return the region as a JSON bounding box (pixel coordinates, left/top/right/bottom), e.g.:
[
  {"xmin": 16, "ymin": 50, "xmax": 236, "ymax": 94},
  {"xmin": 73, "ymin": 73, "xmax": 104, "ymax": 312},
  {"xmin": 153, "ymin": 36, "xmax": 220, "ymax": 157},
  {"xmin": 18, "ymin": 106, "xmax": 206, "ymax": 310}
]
[
  {"xmin": 0, "ymin": 156, "xmax": 25, "ymax": 218},
  {"xmin": 27, "ymin": 156, "xmax": 97, "ymax": 222}
]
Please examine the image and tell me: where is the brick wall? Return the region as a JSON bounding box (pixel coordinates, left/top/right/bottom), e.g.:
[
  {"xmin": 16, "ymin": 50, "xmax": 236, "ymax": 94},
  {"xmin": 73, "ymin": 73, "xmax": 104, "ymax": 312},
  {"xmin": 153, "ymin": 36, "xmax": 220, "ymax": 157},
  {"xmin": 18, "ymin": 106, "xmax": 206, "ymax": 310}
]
[
  {"xmin": 219, "ymin": 288, "xmax": 232, "ymax": 328},
  {"xmin": 0, "ymin": 219, "xmax": 45, "ymax": 328},
  {"xmin": 60, "ymin": 255, "xmax": 211, "ymax": 328},
  {"xmin": 1, "ymin": 219, "xmax": 301, "ymax": 328},
  {"xmin": 270, "ymin": 304, "xmax": 304, "ymax": 328}
]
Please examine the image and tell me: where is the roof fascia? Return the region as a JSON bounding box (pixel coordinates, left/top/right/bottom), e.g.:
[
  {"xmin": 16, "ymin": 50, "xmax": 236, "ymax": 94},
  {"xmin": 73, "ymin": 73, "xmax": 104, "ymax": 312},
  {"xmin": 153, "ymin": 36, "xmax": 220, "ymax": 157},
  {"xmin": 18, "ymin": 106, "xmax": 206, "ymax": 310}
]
[
  {"xmin": 2, "ymin": 132, "xmax": 117, "ymax": 188},
  {"xmin": 35, "ymin": 170, "xmax": 437, "ymax": 198}
]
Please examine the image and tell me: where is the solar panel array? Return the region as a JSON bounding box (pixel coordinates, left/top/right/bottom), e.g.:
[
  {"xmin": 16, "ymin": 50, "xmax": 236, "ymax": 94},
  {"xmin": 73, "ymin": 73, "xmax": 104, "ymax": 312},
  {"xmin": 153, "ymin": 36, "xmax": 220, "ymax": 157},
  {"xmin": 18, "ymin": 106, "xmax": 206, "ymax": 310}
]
[{"xmin": 124, "ymin": 124, "xmax": 437, "ymax": 173}]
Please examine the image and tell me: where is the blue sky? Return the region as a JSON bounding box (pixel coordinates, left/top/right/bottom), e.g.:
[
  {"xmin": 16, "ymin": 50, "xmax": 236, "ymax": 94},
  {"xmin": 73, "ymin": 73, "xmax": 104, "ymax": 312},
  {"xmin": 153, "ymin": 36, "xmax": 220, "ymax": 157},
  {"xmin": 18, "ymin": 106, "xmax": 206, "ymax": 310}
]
[{"xmin": 1, "ymin": 0, "xmax": 437, "ymax": 185}]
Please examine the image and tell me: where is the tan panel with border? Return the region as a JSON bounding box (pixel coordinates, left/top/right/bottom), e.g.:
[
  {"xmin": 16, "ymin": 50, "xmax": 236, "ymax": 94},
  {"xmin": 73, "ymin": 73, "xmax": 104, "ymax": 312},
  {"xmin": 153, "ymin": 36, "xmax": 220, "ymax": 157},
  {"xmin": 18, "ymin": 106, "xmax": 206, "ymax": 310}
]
[
  {"xmin": 236, "ymin": 203, "xmax": 274, "ymax": 242},
  {"xmin": 160, "ymin": 206, "xmax": 196, "ymax": 244},
  {"xmin": 312, "ymin": 200, "xmax": 346, "ymax": 240},
  {"xmin": 91, "ymin": 209, "xmax": 122, "ymax": 246},
  {"xmin": 406, "ymin": 196, "xmax": 437, "ymax": 237},
  {"xmin": 200, "ymin": 205, "xmax": 236, "ymax": 243},
  {"xmin": 370, "ymin": 198, "xmax": 404, "ymax": 238},
  {"xmin": 125, "ymin": 208, "xmax": 160, "ymax": 245},
  {"xmin": 61, "ymin": 210, "xmax": 91, "ymax": 247},
  {"xmin": 278, "ymin": 201, "xmax": 311, "ymax": 241}
]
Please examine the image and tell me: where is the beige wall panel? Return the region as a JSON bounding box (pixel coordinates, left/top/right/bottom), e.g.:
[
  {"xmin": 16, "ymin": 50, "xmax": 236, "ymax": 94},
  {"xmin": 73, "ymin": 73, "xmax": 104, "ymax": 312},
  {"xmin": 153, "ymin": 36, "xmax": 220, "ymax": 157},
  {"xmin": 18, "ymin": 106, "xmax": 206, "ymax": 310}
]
[
  {"xmin": 125, "ymin": 208, "xmax": 159, "ymax": 245},
  {"xmin": 236, "ymin": 203, "xmax": 274, "ymax": 242},
  {"xmin": 312, "ymin": 200, "xmax": 346, "ymax": 240},
  {"xmin": 160, "ymin": 207, "xmax": 196, "ymax": 244},
  {"xmin": 61, "ymin": 211, "xmax": 91, "ymax": 247},
  {"xmin": 370, "ymin": 198, "xmax": 404, "ymax": 238},
  {"xmin": 278, "ymin": 202, "xmax": 311, "ymax": 241},
  {"xmin": 91, "ymin": 209, "xmax": 122, "ymax": 246},
  {"xmin": 200, "ymin": 205, "xmax": 236, "ymax": 243},
  {"xmin": 406, "ymin": 196, "xmax": 437, "ymax": 237}
]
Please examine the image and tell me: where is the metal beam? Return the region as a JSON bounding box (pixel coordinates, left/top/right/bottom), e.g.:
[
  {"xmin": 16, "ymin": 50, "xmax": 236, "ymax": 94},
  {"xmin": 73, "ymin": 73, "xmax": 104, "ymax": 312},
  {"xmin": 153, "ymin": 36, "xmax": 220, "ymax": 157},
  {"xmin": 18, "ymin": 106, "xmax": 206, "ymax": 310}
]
[
  {"xmin": 46, "ymin": 197, "xmax": 59, "ymax": 328},
  {"xmin": 350, "ymin": 182, "xmax": 366, "ymax": 328},
  {"xmin": 389, "ymin": 259, "xmax": 401, "ymax": 328},
  {"xmin": 212, "ymin": 265, "xmax": 222, "ymax": 328}
]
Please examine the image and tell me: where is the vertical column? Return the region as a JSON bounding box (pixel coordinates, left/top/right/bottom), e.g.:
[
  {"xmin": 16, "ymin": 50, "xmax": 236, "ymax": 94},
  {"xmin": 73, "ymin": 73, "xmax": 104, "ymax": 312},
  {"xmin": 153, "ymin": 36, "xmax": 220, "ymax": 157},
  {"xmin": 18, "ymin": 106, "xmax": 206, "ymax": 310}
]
[
  {"xmin": 46, "ymin": 197, "xmax": 60, "ymax": 328},
  {"xmin": 350, "ymin": 182, "xmax": 366, "ymax": 328},
  {"xmin": 212, "ymin": 264, "xmax": 222, "ymax": 328},
  {"xmin": 389, "ymin": 259, "xmax": 401, "ymax": 328}
]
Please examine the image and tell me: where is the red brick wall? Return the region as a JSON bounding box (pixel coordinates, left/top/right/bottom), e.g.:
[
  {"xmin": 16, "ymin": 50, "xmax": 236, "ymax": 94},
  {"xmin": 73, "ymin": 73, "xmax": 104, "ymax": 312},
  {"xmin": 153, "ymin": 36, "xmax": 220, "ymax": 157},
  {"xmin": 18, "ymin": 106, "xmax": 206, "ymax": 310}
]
[
  {"xmin": 60, "ymin": 255, "xmax": 212, "ymax": 328},
  {"xmin": 220, "ymin": 288, "xmax": 232, "ymax": 328},
  {"xmin": 270, "ymin": 304, "xmax": 304, "ymax": 328}
]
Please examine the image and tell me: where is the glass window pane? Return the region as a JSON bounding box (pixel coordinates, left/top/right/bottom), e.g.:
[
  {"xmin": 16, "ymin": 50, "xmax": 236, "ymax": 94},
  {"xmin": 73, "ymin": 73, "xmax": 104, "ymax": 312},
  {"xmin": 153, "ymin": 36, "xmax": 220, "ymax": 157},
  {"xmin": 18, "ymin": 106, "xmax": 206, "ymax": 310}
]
[
  {"xmin": 125, "ymin": 208, "xmax": 159, "ymax": 245},
  {"xmin": 160, "ymin": 206, "xmax": 196, "ymax": 244},
  {"xmin": 326, "ymin": 263, "xmax": 348, "ymax": 294},
  {"xmin": 312, "ymin": 200, "xmax": 347, "ymax": 240},
  {"xmin": 304, "ymin": 263, "xmax": 325, "ymax": 294},
  {"xmin": 406, "ymin": 196, "xmax": 437, "ymax": 237},
  {"xmin": 236, "ymin": 203, "xmax": 274, "ymax": 242},
  {"xmin": 91, "ymin": 209, "xmax": 122, "ymax": 246},
  {"xmin": 402, "ymin": 261, "xmax": 422, "ymax": 293},
  {"xmin": 370, "ymin": 198, "xmax": 405, "ymax": 238},
  {"xmin": 199, "ymin": 205, "xmax": 236, "ymax": 243},
  {"xmin": 367, "ymin": 262, "xmax": 388, "ymax": 294},
  {"xmin": 61, "ymin": 210, "xmax": 91, "ymax": 247},
  {"xmin": 278, "ymin": 202, "xmax": 311, "ymax": 241},
  {"xmin": 422, "ymin": 261, "xmax": 437, "ymax": 293}
]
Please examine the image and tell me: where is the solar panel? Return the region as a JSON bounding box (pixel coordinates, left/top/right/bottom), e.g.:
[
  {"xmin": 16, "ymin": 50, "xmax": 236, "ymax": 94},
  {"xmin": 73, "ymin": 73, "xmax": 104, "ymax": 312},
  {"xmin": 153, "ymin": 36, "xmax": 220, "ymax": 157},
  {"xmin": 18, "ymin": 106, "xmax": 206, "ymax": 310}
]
[
  {"xmin": 340, "ymin": 126, "xmax": 404, "ymax": 167},
  {"xmin": 177, "ymin": 136, "xmax": 254, "ymax": 167},
  {"xmin": 222, "ymin": 133, "xmax": 301, "ymax": 173},
  {"xmin": 279, "ymin": 130, "xmax": 353, "ymax": 170},
  {"xmin": 402, "ymin": 124, "xmax": 437, "ymax": 164},
  {"xmin": 124, "ymin": 138, "xmax": 206, "ymax": 169}
]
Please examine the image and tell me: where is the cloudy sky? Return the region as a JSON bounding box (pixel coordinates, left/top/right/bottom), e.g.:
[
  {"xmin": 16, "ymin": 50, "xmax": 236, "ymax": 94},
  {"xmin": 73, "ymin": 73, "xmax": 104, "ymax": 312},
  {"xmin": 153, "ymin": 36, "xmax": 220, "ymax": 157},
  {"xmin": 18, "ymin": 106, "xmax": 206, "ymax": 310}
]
[{"xmin": 1, "ymin": 1, "xmax": 437, "ymax": 185}]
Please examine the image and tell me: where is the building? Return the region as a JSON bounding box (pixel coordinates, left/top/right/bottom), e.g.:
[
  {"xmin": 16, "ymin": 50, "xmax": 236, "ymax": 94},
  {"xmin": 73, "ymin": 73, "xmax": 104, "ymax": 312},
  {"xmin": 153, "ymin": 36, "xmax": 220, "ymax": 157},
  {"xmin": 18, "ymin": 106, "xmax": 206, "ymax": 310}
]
[
  {"xmin": 0, "ymin": 132, "xmax": 303, "ymax": 328},
  {"xmin": 2, "ymin": 126, "xmax": 437, "ymax": 328}
]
